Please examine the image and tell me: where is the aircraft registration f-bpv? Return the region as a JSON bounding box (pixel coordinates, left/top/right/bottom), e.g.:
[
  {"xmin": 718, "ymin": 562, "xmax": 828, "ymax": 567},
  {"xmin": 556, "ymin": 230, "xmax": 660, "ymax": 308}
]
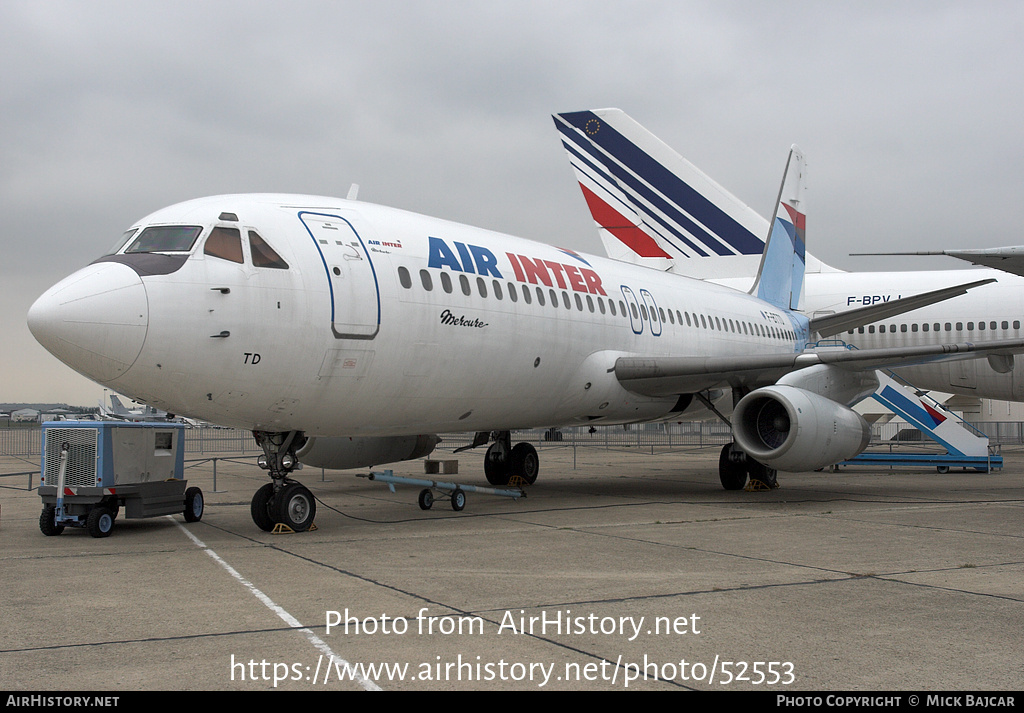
[{"xmin": 27, "ymin": 144, "xmax": 1024, "ymax": 532}]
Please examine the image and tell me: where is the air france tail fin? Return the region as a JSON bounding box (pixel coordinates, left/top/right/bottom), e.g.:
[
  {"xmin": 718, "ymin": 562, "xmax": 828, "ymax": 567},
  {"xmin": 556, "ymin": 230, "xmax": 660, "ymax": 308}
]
[
  {"xmin": 751, "ymin": 146, "xmax": 806, "ymax": 311},
  {"xmin": 553, "ymin": 109, "xmax": 836, "ymax": 282}
]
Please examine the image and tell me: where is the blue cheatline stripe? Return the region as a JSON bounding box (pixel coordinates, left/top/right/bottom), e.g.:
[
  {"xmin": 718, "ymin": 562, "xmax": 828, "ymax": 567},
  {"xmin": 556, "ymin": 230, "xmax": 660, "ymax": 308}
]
[
  {"xmin": 556, "ymin": 112, "xmax": 765, "ymax": 256},
  {"xmin": 563, "ymin": 142, "xmax": 696, "ymax": 259}
]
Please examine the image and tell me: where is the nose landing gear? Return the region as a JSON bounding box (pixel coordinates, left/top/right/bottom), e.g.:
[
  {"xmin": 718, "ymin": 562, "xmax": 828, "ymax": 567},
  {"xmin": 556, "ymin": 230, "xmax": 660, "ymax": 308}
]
[{"xmin": 251, "ymin": 430, "xmax": 317, "ymax": 532}]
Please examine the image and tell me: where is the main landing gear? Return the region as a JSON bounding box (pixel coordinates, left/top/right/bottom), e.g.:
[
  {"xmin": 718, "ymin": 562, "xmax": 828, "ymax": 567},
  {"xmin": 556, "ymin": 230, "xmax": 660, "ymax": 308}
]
[
  {"xmin": 719, "ymin": 442, "xmax": 778, "ymax": 491},
  {"xmin": 251, "ymin": 430, "xmax": 316, "ymax": 532},
  {"xmin": 458, "ymin": 431, "xmax": 539, "ymax": 486}
]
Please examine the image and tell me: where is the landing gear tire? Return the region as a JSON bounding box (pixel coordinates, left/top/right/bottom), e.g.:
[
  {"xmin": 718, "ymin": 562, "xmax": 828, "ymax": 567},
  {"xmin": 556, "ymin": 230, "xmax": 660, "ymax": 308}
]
[
  {"xmin": 39, "ymin": 505, "xmax": 64, "ymax": 536},
  {"xmin": 936, "ymin": 465, "xmax": 950, "ymax": 474},
  {"xmin": 484, "ymin": 443, "xmax": 510, "ymax": 485},
  {"xmin": 719, "ymin": 443, "xmax": 748, "ymax": 491},
  {"xmin": 251, "ymin": 483, "xmax": 276, "ymax": 532},
  {"xmin": 747, "ymin": 460, "xmax": 779, "ymax": 489},
  {"xmin": 510, "ymin": 443, "xmax": 539, "ymax": 484},
  {"xmin": 183, "ymin": 487, "xmax": 204, "ymax": 522},
  {"xmin": 274, "ymin": 482, "xmax": 316, "ymax": 532},
  {"xmin": 87, "ymin": 506, "xmax": 115, "ymax": 538},
  {"xmin": 418, "ymin": 489, "xmax": 434, "ymax": 510},
  {"xmin": 451, "ymin": 489, "xmax": 466, "ymax": 511}
]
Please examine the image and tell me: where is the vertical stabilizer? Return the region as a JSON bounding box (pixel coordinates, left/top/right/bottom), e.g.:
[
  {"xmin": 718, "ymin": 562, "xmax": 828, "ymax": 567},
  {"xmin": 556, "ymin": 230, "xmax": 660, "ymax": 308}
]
[
  {"xmin": 553, "ymin": 109, "xmax": 836, "ymax": 282},
  {"xmin": 750, "ymin": 146, "xmax": 807, "ymax": 311}
]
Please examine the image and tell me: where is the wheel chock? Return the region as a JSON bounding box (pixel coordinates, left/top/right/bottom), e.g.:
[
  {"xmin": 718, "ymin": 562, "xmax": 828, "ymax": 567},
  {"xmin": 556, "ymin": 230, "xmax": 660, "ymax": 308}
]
[{"xmin": 271, "ymin": 522, "xmax": 318, "ymax": 535}]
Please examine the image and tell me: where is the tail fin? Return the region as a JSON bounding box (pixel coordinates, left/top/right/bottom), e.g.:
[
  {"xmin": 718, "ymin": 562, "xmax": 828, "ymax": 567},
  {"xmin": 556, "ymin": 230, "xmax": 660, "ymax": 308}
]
[
  {"xmin": 109, "ymin": 396, "xmax": 131, "ymax": 415},
  {"xmin": 751, "ymin": 146, "xmax": 807, "ymax": 311},
  {"xmin": 553, "ymin": 109, "xmax": 836, "ymax": 282}
]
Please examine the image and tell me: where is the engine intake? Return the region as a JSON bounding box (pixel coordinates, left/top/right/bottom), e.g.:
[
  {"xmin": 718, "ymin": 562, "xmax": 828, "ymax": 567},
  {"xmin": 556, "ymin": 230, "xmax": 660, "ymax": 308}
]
[{"xmin": 733, "ymin": 385, "xmax": 871, "ymax": 472}]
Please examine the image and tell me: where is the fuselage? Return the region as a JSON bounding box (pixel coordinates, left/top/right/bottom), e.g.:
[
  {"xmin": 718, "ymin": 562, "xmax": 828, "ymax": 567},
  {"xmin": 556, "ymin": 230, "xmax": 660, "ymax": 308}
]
[
  {"xmin": 28, "ymin": 194, "xmax": 806, "ymax": 436},
  {"xmin": 802, "ymin": 270, "xmax": 1024, "ymax": 400}
]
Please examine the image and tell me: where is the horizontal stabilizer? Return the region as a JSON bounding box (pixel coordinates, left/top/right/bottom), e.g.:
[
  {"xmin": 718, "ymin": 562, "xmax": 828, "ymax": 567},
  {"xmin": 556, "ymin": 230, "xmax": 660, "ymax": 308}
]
[
  {"xmin": 852, "ymin": 247, "xmax": 1024, "ymax": 278},
  {"xmin": 808, "ymin": 278, "xmax": 996, "ymax": 338}
]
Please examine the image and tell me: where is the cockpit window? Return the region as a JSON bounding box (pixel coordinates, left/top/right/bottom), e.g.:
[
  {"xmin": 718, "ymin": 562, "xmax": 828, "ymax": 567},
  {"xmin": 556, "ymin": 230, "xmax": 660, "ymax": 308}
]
[
  {"xmin": 107, "ymin": 228, "xmax": 139, "ymax": 255},
  {"xmin": 125, "ymin": 225, "xmax": 203, "ymax": 254},
  {"xmin": 249, "ymin": 231, "xmax": 289, "ymax": 269},
  {"xmin": 204, "ymin": 227, "xmax": 243, "ymax": 263}
]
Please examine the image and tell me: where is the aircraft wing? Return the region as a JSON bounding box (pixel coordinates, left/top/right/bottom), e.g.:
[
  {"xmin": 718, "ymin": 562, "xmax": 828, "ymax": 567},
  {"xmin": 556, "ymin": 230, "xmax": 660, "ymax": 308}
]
[
  {"xmin": 614, "ymin": 338, "xmax": 1024, "ymax": 397},
  {"xmin": 851, "ymin": 247, "xmax": 1024, "ymax": 278}
]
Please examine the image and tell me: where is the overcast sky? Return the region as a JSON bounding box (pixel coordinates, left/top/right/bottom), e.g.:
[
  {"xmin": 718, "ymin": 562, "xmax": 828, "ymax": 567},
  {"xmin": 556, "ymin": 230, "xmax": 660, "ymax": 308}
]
[{"xmin": 4, "ymin": 1, "xmax": 1024, "ymax": 405}]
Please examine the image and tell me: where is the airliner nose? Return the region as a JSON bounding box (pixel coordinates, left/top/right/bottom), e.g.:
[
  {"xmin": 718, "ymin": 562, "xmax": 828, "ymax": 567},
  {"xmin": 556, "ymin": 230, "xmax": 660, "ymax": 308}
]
[{"xmin": 28, "ymin": 261, "xmax": 149, "ymax": 383}]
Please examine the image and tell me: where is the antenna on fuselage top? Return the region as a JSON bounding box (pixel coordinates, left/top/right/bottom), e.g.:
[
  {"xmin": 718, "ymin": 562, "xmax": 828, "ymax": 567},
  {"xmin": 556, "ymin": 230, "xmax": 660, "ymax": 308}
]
[{"xmin": 347, "ymin": 183, "xmax": 360, "ymax": 201}]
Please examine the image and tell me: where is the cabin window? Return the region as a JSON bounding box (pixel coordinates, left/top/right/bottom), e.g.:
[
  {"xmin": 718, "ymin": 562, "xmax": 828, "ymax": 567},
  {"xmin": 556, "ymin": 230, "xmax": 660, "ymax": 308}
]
[
  {"xmin": 991, "ymin": 321, "xmax": 998, "ymax": 330},
  {"xmin": 978, "ymin": 321, "xmax": 986, "ymax": 331},
  {"xmin": 575, "ymin": 294, "xmax": 584, "ymax": 311},
  {"xmin": 398, "ymin": 266, "xmax": 412, "ymax": 289},
  {"xmin": 492, "ymin": 280, "xmax": 503, "ymax": 300},
  {"xmin": 967, "ymin": 322, "xmax": 974, "ymax": 330},
  {"xmin": 551, "ymin": 289, "xmax": 559, "ymax": 308},
  {"xmin": 587, "ymin": 295, "xmax": 595, "ymax": 313},
  {"xmin": 249, "ymin": 231, "xmax": 289, "ymax": 269},
  {"xmin": 204, "ymin": 227, "xmax": 243, "ymax": 263},
  {"xmin": 922, "ymin": 323, "xmax": 929, "ymax": 332},
  {"xmin": 419, "ymin": 270, "xmax": 433, "ymax": 291},
  {"xmin": 477, "ymin": 277, "xmax": 488, "ymax": 298},
  {"xmin": 956, "ymin": 322, "xmax": 963, "ymax": 330},
  {"xmin": 440, "ymin": 272, "xmax": 453, "ymax": 293},
  {"xmin": 563, "ymin": 292, "xmax": 572, "ymax": 310},
  {"xmin": 598, "ymin": 297, "xmax": 606, "ymax": 315},
  {"xmin": 460, "ymin": 275, "xmax": 471, "ymax": 296},
  {"xmin": 868, "ymin": 326, "xmax": 875, "ymax": 334},
  {"xmin": 508, "ymin": 283, "xmax": 518, "ymax": 302},
  {"xmin": 609, "ymin": 300, "xmax": 616, "ymax": 316},
  {"xmin": 127, "ymin": 225, "xmax": 203, "ymax": 254},
  {"xmin": 521, "ymin": 284, "xmax": 532, "ymax": 304},
  {"xmin": 1014, "ymin": 321, "xmax": 1021, "ymax": 330},
  {"xmin": 535, "ymin": 286, "xmax": 545, "ymax": 305},
  {"xmin": 1003, "ymin": 321, "xmax": 1009, "ymax": 330}
]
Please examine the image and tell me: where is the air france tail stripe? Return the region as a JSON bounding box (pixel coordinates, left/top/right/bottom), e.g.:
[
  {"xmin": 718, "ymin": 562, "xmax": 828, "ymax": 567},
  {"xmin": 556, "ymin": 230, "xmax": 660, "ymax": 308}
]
[
  {"xmin": 561, "ymin": 135, "xmax": 713, "ymax": 258},
  {"xmin": 578, "ymin": 183, "xmax": 673, "ymax": 259},
  {"xmin": 559, "ymin": 123, "xmax": 718, "ymax": 257},
  {"xmin": 556, "ymin": 112, "xmax": 764, "ymax": 257}
]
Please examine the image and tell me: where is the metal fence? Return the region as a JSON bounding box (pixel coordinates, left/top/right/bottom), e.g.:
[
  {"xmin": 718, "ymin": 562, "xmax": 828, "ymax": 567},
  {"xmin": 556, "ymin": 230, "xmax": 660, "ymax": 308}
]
[{"xmin": 4, "ymin": 420, "xmax": 1024, "ymax": 461}]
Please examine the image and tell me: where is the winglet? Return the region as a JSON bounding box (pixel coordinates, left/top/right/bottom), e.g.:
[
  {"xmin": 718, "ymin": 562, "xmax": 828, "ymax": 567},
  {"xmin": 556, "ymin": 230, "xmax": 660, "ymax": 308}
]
[{"xmin": 750, "ymin": 146, "xmax": 807, "ymax": 311}]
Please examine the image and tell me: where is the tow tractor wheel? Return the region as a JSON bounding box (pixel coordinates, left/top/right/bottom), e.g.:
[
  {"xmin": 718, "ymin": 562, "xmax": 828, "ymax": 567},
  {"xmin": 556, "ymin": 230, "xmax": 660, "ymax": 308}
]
[
  {"xmin": 87, "ymin": 506, "xmax": 115, "ymax": 538},
  {"xmin": 418, "ymin": 489, "xmax": 434, "ymax": 510},
  {"xmin": 510, "ymin": 442, "xmax": 539, "ymax": 484},
  {"xmin": 251, "ymin": 483, "xmax": 276, "ymax": 532},
  {"xmin": 39, "ymin": 505, "xmax": 64, "ymax": 536},
  {"xmin": 274, "ymin": 482, "xmax": 316, "ymax": 532},
  {"xmin": 451, "ymin": 488, "xmax": 466, "ymax": 511},
  {"xmin": 184, "ymin": 487, "xmax": 204, "ymax": 522}
]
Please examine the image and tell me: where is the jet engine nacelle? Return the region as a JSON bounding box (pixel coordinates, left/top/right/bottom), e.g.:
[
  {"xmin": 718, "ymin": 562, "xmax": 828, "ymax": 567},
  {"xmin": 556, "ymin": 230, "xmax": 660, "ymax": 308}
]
[
  {"xmin": 296, "ymin": 435, "xmax": 439, "ymax": 471},
  {"xmin": 732, "ymin": 385, "xmax": 871, "ymax": 472}
]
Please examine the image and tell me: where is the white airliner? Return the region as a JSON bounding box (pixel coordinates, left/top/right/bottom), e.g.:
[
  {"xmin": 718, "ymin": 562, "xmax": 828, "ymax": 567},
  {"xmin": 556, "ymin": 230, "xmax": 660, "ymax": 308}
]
[
  {"xmin": 27, "ymin": 136, "xmax": 1024, "ymax": 532},
  {"xmin": 554, "ymin": 109, "xmax": 1024, "ymax": 401}
]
